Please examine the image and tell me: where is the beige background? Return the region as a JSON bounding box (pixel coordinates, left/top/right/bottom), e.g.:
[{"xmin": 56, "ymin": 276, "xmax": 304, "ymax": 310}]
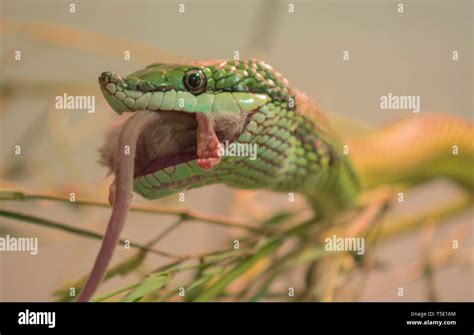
[{"xmin": 0, "ymin": 0, "xmax": 472, "ymax": 301}]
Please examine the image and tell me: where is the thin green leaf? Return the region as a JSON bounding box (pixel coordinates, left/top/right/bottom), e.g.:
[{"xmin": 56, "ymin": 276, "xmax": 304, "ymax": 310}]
[
  {"xmin": 92, "ymin": 283, "xmax": 140, "ymax": 302},
  {"xmin": 0, "ymin": 209, "xmax": 174, "ymax": 257},
  {"xmin": 291, "ymin": 247, "xmax": 329, "ymax": 266},
  {"xmin": 262, "ymin": 211, "xmax": 295, "ymax": 226},
  {"xmin": 187, "ymin": 275, "xmax": 214, "ymax": 291},
  {"xmin": 122, "ymin": 274, "xmax": 170, "ymax": 302},
  {"xmin": 204, "ymin": 249, "xmax": 240, "ymax": 263},
  {"xmin": 54, "ymin": 251, "xmax": 147, "ymax": 302},
  {"xmin": 194, "ymin": 238, "xmax": 281, "ymax": 302}
]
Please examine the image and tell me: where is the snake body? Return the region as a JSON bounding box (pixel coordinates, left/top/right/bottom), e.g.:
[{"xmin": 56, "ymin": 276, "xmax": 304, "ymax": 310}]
[
  {"xmin": 80, "ymin": 59, "xmax": 473, "ymax": 301},
  {"xmin": 349, "ymin": 114, "xmax": 474, "ymax": 191}
]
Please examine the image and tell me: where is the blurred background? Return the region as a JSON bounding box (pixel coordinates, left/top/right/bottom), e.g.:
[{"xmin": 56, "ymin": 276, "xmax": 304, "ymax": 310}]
[{"xmin": 0, "ymin": 0, "xmax": 472, "ymax": 301}]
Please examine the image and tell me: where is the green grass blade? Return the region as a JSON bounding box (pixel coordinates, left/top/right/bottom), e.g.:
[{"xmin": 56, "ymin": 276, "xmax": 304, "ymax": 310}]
[{"xmin": 194, "ymin": 238, "xmax": 281, "ymax": 302}]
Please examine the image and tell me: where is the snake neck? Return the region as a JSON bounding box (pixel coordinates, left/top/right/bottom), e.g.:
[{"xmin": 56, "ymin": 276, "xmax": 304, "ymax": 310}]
[{"xmin": 215, "ymin": 93, "xmax": 361, "ymax": 219}]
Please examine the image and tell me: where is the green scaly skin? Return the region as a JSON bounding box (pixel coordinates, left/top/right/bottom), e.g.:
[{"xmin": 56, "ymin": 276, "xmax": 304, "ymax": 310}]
[
  {"xmin": 99, "ymin": 59, "xmax": 360, "ymax": 218},
  {"xmin": 99, "ymin": 59, "xmax": 474, "ymax": 219}
]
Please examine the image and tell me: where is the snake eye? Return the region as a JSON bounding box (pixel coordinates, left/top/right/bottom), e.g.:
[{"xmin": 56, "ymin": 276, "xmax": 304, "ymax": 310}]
[{"xmin": 183, "ymin": 69, "xmax": 207, "ymax": 94}]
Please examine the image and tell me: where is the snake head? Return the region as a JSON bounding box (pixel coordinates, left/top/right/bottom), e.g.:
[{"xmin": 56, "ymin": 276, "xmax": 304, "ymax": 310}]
[
  {"xmin": 98, "ymin": 60, "xmax": 293, "ymax": 115},
  {"xmin": 99, "ymin": 60, "xmax": 299, "ymax": 199}
]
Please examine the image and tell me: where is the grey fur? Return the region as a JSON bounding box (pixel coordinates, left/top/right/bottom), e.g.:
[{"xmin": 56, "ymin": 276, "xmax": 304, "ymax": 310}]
[{"xmin": 99, "ymin": 110, "xmax": 248, "ymax": 176}]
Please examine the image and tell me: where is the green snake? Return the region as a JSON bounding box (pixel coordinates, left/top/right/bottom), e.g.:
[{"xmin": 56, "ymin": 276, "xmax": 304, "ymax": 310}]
[{"xmin": 77, "ymin": 59, "xmax": 473, "ymax": 301}]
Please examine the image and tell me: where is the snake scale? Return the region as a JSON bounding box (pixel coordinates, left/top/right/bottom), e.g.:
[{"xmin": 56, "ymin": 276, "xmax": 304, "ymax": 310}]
[{"xmin": 77, "ymin": 59, "xmax": 473, "ymax": 301}]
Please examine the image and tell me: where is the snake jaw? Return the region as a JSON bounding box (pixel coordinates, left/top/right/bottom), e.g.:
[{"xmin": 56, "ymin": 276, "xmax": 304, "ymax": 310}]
[{"xmin": 99, "ymin": 107, "xmax": 250, "ymax": 199}]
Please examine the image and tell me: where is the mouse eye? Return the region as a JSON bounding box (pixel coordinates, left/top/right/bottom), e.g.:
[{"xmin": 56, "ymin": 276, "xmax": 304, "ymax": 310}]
[{"xmin": 183, "ymin": 69, "xmax": 207, "ymax": 94}]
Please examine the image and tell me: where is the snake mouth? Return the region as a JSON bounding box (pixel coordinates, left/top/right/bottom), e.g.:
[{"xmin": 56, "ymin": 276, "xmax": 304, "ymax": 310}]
[
  {"xmin": 134, "ymin": 110, "xmax": 226, "ymax": 177},
  {"xmin": 100, "ymin": 107, "xmax": 251, "ymax": 195},
  {"xmin": 99, "ymin": 70, "xmax": 270, "ymax": 197}
]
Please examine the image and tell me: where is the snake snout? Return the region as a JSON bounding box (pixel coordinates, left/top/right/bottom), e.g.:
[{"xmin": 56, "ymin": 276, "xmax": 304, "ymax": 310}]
[
  {"xmin": 98, "ymin": 72, "xmax": 111, "ymax": 85},
  {"xmin": 98, "ymin": 72, "xmax": 125, "ymax": 87}
]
